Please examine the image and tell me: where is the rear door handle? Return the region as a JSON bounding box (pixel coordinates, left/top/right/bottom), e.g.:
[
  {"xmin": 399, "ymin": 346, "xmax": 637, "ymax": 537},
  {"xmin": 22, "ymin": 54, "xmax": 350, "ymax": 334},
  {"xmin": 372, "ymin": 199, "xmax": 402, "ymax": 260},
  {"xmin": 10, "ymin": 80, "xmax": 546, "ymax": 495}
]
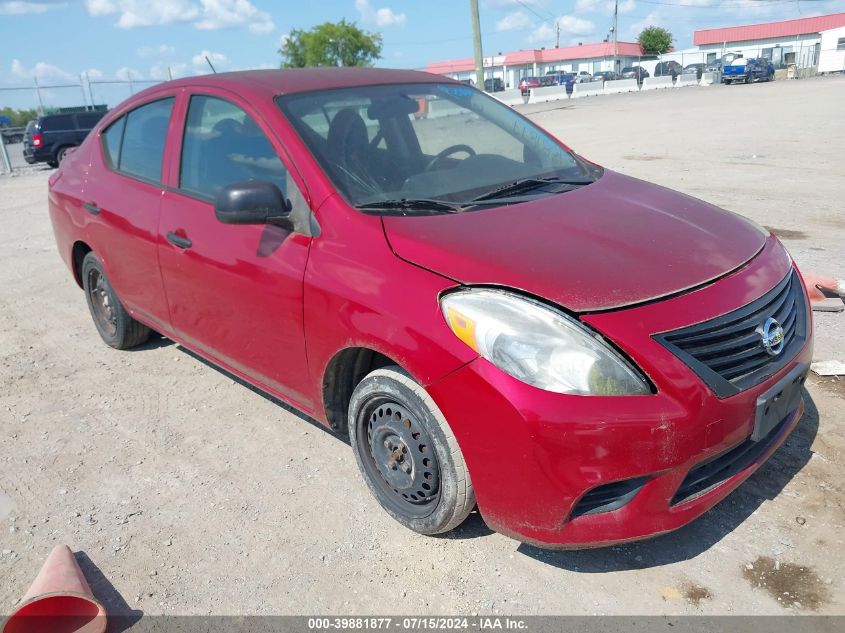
[
  {"xmin": 166, "ymin": 231, "xmax": 192, "ymax": 249},
  {"xmin": 83, "ymin": 201, "xmax": 100, "ymax": 215}
]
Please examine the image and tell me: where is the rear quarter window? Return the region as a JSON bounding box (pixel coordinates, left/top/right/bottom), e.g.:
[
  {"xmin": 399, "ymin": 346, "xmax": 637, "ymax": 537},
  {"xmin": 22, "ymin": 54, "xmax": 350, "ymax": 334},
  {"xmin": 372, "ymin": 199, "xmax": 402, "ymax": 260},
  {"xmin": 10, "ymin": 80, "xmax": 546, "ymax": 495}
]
[{"xmin": 77, "ymin": 112, "xmax": 105, "ymax": 129}]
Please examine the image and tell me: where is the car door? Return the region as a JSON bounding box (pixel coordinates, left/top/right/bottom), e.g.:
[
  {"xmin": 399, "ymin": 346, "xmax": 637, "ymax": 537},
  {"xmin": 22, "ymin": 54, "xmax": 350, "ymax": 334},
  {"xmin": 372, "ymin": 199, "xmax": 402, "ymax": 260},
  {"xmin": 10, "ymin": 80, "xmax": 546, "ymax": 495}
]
[
  {"xmin": 82, "ymin": 96, "xmax": 175, "ymax": 332},
  {"xmin": 157, "ymin": 91, "xmax": 314, "ymax": 409}
]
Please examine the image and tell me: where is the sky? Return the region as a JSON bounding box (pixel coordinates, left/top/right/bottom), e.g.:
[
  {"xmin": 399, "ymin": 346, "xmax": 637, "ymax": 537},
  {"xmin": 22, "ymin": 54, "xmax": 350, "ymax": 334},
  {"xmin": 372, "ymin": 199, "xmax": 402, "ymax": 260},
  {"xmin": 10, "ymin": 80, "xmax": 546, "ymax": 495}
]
[{"xmin": 1, "ymin": 0, "xmax": 844, "ymax": 108}]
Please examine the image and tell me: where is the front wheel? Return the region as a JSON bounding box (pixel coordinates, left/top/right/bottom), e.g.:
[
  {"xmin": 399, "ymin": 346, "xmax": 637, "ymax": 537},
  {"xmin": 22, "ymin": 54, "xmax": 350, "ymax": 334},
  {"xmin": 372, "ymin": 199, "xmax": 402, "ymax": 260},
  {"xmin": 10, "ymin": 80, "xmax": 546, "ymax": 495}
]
[
  {"xmin": 81, "ymin": 252, "xmax": 151, "ymax": 349},
  {"xmin": 348, "ymin": 366, "xmax": 475, "ymax": 535}
]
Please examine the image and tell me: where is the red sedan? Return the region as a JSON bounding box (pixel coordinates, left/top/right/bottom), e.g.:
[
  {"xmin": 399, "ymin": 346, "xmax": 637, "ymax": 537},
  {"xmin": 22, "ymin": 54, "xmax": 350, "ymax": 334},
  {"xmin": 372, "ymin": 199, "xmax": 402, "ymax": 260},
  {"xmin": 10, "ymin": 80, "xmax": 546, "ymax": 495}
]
[{"xmin": 48, "ymin": 69, "xmax": 812, "ymax": 548}]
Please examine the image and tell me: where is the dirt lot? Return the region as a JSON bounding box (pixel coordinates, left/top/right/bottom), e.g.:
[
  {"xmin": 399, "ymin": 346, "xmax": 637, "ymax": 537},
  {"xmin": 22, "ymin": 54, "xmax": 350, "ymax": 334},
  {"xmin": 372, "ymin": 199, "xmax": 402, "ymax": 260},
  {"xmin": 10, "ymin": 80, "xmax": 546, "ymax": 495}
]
[{"xmin": 1, "ymin": 77, "xmax": 844, "ymax": 618}]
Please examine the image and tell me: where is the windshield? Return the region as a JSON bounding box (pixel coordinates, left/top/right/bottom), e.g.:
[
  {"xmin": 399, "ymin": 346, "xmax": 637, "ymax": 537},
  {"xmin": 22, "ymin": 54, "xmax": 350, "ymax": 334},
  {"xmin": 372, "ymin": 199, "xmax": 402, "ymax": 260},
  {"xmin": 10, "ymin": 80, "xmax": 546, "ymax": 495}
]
[{"xmin": 276, "ymin": 82, "xmax": 597, "ymax": 210}]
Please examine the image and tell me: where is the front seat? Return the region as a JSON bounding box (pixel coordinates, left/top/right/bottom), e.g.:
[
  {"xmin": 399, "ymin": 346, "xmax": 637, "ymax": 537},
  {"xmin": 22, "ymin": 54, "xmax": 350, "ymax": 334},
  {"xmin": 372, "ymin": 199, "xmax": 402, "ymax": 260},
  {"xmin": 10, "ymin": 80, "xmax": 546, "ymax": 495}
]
[{"xmin": 326, "ymin": 108, "xmax": 375, "ymax": 194}]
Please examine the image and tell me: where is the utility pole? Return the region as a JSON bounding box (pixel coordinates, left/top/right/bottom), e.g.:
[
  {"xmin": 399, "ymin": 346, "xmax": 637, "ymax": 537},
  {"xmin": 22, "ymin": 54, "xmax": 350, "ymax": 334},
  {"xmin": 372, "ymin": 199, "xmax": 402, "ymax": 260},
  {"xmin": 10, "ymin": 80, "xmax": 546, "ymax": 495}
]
[
  {"xmin": 469, "ymin": 0, "xmax": 484, "ymax": 89},
  {"xmin": 612, "ymin": 0, "xmax": 619, "ymax": 74},
  {"xmin": 556, "ymin": 20, "xmax": 560, "ymax": 48}
]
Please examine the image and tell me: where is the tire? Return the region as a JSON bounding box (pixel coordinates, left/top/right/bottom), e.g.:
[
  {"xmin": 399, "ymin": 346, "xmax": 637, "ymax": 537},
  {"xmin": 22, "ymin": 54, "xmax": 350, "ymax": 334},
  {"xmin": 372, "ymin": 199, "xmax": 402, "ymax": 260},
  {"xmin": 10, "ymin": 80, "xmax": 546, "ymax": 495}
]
[
  {"xmin": 81, "ymin": 252, "xmax": 151, "ymax": 349},
  {"xmin": 47, "ymin": 160, "xmax": 59, "ymax": 168},
  {"xmin": 348, "ymin": 366, "xmax": 475, "ymax": 535},
  {"xmin": 56, "ymin": 146, "xmax": 72, "ymax": 164}
]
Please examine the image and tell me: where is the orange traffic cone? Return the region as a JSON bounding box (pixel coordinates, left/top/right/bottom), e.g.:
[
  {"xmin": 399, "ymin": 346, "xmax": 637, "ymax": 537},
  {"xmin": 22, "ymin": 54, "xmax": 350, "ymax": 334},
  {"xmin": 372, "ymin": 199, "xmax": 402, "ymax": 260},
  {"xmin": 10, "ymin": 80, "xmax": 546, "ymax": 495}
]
[
  {"xmin": 802, "ymin": 273, "xmax": 843, "ymax": 303},
  {"xmin": 2, "ymin": 545, "xmax": 106, "ymax": 633}
]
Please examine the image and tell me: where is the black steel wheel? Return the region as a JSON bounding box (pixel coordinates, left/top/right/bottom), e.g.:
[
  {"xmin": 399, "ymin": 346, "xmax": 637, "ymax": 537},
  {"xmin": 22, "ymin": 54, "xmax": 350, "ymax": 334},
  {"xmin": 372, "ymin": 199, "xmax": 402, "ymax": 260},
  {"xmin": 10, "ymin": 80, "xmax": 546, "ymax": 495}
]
[
  {"xmin": 349, "ymin": 366, "xmax": 475, "ymax": 535},
  {"xmin": 81, "ymin": 252, "xmax": 151, "ymax": 349}
]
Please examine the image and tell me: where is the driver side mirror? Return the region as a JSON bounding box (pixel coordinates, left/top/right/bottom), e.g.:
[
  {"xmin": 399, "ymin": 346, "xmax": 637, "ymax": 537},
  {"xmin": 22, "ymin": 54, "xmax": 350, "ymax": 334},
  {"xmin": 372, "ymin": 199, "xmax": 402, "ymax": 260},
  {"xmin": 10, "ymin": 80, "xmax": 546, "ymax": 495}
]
[{"xmin": 214, "ymin": 180, "xmax": 294, "ymax": 230}]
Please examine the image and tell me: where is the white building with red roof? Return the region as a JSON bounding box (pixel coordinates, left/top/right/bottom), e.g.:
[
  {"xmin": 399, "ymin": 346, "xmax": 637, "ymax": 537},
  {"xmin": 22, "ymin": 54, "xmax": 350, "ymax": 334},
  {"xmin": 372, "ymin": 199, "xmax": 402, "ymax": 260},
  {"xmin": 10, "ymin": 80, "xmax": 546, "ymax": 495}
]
[
  {"xmin": 426, "ymin": 41, "xmax": 647, "ymax": 89},
  {"xmin": 692, "ymin": 13, "xmax": 845, "ymax": 71}
]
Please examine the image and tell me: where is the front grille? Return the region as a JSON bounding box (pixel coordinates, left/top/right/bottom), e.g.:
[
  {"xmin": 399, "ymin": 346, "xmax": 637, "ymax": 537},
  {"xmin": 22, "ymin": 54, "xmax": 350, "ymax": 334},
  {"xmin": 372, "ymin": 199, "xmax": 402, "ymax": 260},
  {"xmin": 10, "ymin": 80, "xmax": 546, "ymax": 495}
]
[
  {"xmin": 671, "ymin": 411, "xmax": 792, "ymax": 505},
  {"xmin": 570, "ymin": 476, "xmax": 648, "ymax": 518},
  {"xmin": 655, "ymin": 270, "xmax": 807, "ymax": 398}
]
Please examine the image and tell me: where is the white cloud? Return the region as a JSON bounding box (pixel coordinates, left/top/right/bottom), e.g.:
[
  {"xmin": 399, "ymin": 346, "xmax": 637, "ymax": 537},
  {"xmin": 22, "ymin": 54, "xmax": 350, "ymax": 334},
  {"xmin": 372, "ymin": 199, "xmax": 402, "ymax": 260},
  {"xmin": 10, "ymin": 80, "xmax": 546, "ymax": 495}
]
[
  {"xmin": 85, "ymin": 0, "xmax": 273, "ymax": 32},
  {"xmin": 115, "ymin": 66, "xmax": 144, "ymax": 81},
  {"xmin": 11, "ymin": 59, "xmax": 76, "ymax": 82},
  {"xmin": 149, "ymin": 61, "xmax": 189, "ymax": 80},
  {"xmin": 192, "ymin": 49, "xmax": 229, "ymax": 71},
  {"xmin": 195, "ymin": 0, "xmax": 274, "ymax": 34},
  {"xmin": 528, "ymin": 15, "xmax": 594, "ymax": 45},
  {"xmin": 84, "ymin": 0, "xmax": 114, "ymax": 15},
  {"xmin": 0, "ymin": 1, "xmax": 64, "ymax": 14},
  {"xmin": 137, "ymin": 44, "xmax": 176, "ymax": 57},
  {"xmin": 355, "ymin": 0, "xmax": 406, "ymax": 27},
  {"xmin": 84, "ymin": 68, "xmax": 104, "ymax": 80},
  {"xmin": 496, "ymin": 10, "xmax": 532, "ymax": 32}
]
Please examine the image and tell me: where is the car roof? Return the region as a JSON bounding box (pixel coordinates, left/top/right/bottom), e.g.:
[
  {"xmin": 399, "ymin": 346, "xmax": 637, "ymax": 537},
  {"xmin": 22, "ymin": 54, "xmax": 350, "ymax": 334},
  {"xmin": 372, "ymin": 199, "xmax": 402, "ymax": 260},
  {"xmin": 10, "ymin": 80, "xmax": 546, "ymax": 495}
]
[{"xmin": 129, "ymin": 68, "xmax": 454, "ymax": 103}]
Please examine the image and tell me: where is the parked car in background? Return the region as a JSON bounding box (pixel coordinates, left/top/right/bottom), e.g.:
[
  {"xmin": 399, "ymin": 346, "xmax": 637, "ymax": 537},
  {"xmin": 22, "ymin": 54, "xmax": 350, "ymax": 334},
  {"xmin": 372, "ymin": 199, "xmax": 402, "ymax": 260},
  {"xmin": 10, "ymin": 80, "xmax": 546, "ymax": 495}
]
[
  {"xmin": 518, "ymin": 76, "xmax": 542, "ymax": 95},
  {"xmin": 653, "ymin": 61, "xmax": 684, "ymax": 80},
  {"xmin": 0, "ymin": 115, "xmax": 25, "ymax": 144},
  {"xmin": 484, "ymin": 78, "xmax": 504, "ymax": 92},
  {"xmin": 706, "ymin": 60, "xmax": 723, "ymax": 73},
  {"xmin": 682, "ymin": 63, "xmax": 706, "ymax": 80},
  {"xmin": 620, "ymin": 66, "xmax": 649, "ymax": 82},
  {"xmin": 575, "ymin": 71, "xmax": 592, "ymax": 83},
  {"xmin": 722, "ymin": 58, "xmax": 775, "ymax": 84},
  {"xmin": 459, "ymin": 79, "xmax": 474, "ymax": 86},
  {"xmin": 592, "ymin": 71, "xmax": 620, "ymax": 82},
  {"xmin": 23, "ymin": 111, "xmax": 106, "ymax": 167},
  {"xmin": 47, "ymin": 68, "xmax": 813, "ymax": 548},
  {"xmin": 545, "ymin": 72, "xmax": 577, "ymax": 94}
]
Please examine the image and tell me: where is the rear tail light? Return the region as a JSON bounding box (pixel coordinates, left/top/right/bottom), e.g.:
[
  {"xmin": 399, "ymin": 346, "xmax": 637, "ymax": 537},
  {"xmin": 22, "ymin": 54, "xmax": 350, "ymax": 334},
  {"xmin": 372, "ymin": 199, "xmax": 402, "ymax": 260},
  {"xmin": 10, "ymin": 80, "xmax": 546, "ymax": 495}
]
[{"xmin": 32, "ymin": 133, "xmax": 43, "ymax": 147}]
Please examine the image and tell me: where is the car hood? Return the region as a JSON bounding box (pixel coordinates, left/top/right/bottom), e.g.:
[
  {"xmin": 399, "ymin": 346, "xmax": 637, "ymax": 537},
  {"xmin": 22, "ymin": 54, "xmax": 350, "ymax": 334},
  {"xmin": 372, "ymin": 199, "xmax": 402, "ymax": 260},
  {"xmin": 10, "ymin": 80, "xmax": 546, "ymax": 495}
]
[{"xmin": 382, "ymin": 170, "xmax": 767, "ymax": 312}]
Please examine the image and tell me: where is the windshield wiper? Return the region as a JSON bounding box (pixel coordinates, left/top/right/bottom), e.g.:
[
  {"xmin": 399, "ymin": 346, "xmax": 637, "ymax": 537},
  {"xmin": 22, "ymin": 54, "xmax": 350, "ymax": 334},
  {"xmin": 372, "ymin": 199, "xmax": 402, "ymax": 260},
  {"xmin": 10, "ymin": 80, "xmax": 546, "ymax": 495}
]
[
  {"xmin": 469, "ymin": 177, "xmax": 592, "ymax": 203},
  {"xmin": 355, "ymin": 198, "xmax": 465, "ymax": 215}
]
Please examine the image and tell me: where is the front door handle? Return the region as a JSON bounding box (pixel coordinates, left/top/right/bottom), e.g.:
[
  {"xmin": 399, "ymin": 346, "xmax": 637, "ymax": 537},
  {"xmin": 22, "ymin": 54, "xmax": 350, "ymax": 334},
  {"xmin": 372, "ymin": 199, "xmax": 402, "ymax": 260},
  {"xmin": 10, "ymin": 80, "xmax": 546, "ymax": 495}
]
[
  {"xmin": 166, "ymin": 231, "xmax": 192, "ymax": 249},
  {"xmin": 83, "ymin": 201, "xmax": 100, "ymax": 215}
]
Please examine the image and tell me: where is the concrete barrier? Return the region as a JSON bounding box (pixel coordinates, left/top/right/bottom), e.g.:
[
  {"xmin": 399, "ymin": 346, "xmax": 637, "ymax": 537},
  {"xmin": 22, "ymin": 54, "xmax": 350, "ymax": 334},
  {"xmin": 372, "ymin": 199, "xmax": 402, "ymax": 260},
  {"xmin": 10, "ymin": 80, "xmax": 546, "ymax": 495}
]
[
  {"xmin": 528, "ymin": 85, "xmax": 569, "ymax": 104},
  {"xmin": 675, "ymin": 73, "xmax": 699, "ymax": 87},
  {"xmin": 426, "ymin": 99, "xmax": 464, "ymax": 119},
  {"xmin": 699, "ymin": 71, "xmax": 720, "ymax": 86},
  {"xmin": 493, "ymin": 89, "xmax": 528, "ymax": 107},
  {"xmin": 641, "ymin": 76, "xmax": 674, "ymax": 90},
  {"xmin": 603, "ymin": 78, "xmax": 638, "ymax": 94},
  {"xmin": 571, "ymin": 81, "xmax": 603, "ymax": 98}
]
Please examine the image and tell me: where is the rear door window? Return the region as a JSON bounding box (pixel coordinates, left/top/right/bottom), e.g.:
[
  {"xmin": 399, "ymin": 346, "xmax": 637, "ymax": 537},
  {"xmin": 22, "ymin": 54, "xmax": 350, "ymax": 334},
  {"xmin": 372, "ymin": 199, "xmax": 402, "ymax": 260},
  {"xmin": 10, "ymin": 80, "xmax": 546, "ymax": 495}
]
[{"xmin": 117, "ymin": 98, "xmax": 174, "ymax": 183}]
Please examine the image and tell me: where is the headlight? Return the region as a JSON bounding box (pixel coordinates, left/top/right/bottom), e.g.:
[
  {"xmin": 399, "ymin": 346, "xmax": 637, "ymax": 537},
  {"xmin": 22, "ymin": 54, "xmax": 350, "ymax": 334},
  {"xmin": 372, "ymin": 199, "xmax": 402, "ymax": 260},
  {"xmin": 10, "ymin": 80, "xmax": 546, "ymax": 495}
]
[{"xmin": 441, "ymin": 289, "xmax": 650, "ymax": 396}]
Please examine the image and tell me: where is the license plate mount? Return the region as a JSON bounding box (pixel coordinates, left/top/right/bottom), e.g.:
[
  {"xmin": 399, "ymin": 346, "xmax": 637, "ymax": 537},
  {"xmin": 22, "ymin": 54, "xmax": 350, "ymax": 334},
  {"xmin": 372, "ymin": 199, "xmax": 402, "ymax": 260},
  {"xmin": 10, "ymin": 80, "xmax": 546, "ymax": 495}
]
[{"xmin": 751, "ymin": 363, "xmax": 808, "ymax": 442}]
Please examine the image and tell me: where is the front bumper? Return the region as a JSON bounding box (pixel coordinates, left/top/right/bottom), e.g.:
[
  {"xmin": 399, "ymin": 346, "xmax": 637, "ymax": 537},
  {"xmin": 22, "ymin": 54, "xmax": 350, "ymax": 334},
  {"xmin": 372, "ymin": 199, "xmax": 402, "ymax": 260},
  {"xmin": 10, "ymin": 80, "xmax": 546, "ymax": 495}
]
[{"xmin": 427, "ymin": 237, "xmax": 813, "ymax": 548}]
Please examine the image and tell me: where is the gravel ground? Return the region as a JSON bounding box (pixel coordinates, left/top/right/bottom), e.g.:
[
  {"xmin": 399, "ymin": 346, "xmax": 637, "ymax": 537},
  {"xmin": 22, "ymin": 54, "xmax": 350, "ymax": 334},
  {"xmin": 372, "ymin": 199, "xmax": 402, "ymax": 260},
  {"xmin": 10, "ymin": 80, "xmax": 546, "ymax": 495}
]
[{"xmin": 0, "ymin": 76, "xmax": 843, "ymax": 619}]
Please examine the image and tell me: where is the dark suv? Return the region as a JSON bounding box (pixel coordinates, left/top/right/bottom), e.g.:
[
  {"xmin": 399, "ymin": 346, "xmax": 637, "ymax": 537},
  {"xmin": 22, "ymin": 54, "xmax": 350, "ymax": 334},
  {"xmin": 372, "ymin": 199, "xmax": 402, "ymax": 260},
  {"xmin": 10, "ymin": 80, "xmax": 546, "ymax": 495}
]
[{"xmin": 23, "ymin": 111, "xmax": 106, "ymax": 167}]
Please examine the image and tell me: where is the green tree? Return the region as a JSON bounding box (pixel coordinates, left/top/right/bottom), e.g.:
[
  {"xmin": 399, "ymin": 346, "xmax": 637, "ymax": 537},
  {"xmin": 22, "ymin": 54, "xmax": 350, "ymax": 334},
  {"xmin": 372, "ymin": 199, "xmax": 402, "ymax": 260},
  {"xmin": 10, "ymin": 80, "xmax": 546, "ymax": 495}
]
[
  {"xmin": 0, "ymin": 107, "xmax": 39, "ymax": 127},
  {"xmin": 279, "ymin": 19, "xmax": 382, "ymax": 68},
  {"xmin": 637, "ymin": 26, "xmax": 673, "ymax": 55}
]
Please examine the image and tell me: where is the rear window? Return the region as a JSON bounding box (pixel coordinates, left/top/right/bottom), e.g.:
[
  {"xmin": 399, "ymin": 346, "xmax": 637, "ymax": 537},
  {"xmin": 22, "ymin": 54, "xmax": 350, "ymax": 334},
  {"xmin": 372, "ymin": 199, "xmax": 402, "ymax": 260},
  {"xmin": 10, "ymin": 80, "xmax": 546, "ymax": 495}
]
[{"xmin": 40, "ymin": 115, "xmax": 74, "ymax": 132}]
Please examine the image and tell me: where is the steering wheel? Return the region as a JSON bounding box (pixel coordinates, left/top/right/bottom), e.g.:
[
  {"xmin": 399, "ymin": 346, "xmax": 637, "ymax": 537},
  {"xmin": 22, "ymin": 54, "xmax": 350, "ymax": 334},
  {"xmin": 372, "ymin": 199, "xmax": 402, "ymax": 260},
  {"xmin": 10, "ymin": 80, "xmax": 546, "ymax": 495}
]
[{"xmin": 424, "ymin": 144, "xmax": 476, "ymax": 172}]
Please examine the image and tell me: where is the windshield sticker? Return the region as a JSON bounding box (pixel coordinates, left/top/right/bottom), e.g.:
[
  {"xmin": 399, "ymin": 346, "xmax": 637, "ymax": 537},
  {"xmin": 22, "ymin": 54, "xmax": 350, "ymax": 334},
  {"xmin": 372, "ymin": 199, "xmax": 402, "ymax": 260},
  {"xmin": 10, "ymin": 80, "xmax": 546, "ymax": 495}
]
[{"xmin": 437, "ymin": 85, "xmax": 474, "ymax": 100}]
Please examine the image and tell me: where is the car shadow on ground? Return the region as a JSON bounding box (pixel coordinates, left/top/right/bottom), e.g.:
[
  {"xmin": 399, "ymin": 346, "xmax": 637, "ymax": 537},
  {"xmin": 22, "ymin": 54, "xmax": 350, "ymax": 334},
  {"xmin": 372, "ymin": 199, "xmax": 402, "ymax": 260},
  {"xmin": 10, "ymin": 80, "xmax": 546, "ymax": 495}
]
[
  {"xmin": 176, "ymin": 345, "xmax": 351, "ymax": 446},
  {"xmin": 75, "ymin": 551, "xmax": 142, "ymax": 633},
  {"xmin": 516, "ymin": 389, "xmax": 820, "ymax": 572}
]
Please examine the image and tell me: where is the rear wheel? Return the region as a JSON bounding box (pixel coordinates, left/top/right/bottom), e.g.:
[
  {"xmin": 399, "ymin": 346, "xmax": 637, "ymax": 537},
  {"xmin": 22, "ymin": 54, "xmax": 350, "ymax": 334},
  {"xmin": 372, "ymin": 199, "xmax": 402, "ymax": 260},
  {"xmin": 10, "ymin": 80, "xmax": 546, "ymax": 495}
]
[
  {"xmin": 348, "ymin": 366, "xmax": 475, "ymax": 535},
  {"xmin": 56, "ymin": 146, "xmax": 72, "ymax": 164},
  {"xmin": 81, "ymin": 252, "xmax": 151, "ymax": 349}
]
